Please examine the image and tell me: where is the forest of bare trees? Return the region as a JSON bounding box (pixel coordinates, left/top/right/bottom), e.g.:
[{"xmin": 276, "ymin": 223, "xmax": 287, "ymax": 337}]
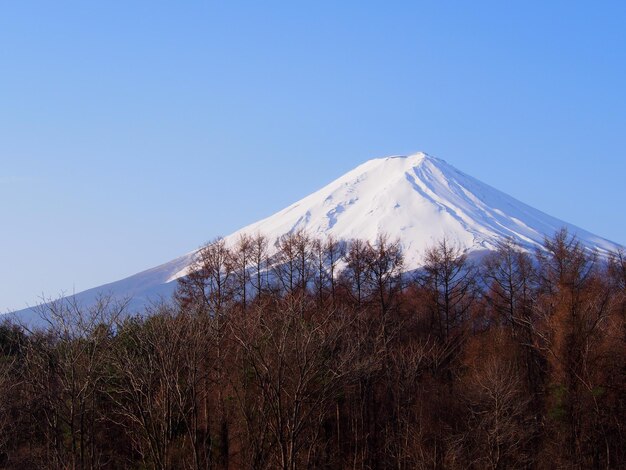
[{"xmin": 0, "ymin": 229, "xmax": 624, "ymax": 469}]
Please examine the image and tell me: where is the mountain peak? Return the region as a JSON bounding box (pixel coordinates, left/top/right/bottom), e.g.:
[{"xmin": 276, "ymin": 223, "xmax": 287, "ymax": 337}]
[
  {"xmin": 335, "ymin": 152, "xmax": 440, "ymax": 193},
  {"xmin": 360, "ymin": 151, "xmax": 433, "ymax": 168}
]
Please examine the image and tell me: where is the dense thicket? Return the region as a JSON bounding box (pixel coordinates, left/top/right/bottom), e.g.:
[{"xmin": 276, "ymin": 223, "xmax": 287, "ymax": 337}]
[{"xmin": 1, "ymin": 229, "xmax": 625, "ymax": 469}]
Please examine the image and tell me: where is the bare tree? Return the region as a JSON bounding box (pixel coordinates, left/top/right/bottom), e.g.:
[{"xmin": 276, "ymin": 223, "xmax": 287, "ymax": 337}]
[
  {"xmin": 272, "ymin": 230, "xmax": 314, "ymax": 296},
  {"xmin": 22, "ymin": 295, "xmax": 126, "ymax": 470},
  {"xmin": 418, "ymin": 238, "xmax": 477, "ymax": 343},
  {"xmin": 250, "ymin": 233, "xmax": 270, "ymax": 300},
  {"xmin": 342, "ymin": 239, "xmax": 370, "ymax": 309},
  {"xmin": 482, "ymin": 240, "xmax": 545, "ymax": 405},
  {"xmin": 482, "ymin": 239, "xmax": 536, "ymax": 331},
  {"xmin": 365, "ymin": 234, "xmax": 404, "ymax": 318},
  {"xmin": 230, "ymin": 299, "xmax": 362, "ymax": 470},
  {"xmin": 311, "ymin": 238, "xmax": 327, "ymax": 307},
  {"xmin": 324, "ymin": 235, "xmax": 345, "ymax": 307},
  {"xmin": 234, "ymin": 233, "xmax": 253, "ymax": 311},
  {"xmin": 0, "ymin": 322, "xmax": 24, "ymax": 467},
  {"xmin": 106, "ymin": 307, "xmax": 183, "ymax": 470},
  {"xmin": 534, "ymin": 230, "xmax": 614, "ymax": 467},
  {"xmin": 176, "ymin": 238, "xmax": 236, "ymax": 317},
  {"xmin": 462, "ymin": 355, "xmax": 532, "ymax": 469}
]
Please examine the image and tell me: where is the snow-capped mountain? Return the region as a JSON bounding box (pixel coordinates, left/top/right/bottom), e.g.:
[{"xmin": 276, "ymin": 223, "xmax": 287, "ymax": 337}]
[
  {"xmin": 214, "ymin": 152, "xmax": 619, "ymax": 268},
  {"xmin": 11, "ymin": 153, "xmax": 622, "ymax": 323}
]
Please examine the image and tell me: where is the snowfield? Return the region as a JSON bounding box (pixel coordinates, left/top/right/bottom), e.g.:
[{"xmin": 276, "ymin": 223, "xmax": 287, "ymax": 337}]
[{"xmin": 10, "ymin": 152, "xmax": 623, "ymax": 322}]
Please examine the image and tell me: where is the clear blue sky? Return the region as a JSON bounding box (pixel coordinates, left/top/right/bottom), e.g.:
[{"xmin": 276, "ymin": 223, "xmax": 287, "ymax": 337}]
[{"xmin": 1, "ymin": 1, "xmax": 625, "ymax": 312}]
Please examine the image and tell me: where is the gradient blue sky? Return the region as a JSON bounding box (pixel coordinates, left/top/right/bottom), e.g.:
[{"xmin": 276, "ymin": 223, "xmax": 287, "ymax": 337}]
[{"xmin": 2, "ymin": 1, "xmax": 625, "ymax": 312}]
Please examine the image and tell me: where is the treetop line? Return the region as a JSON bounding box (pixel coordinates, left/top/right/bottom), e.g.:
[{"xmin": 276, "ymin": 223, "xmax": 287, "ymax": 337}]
[{"xmin": 0, "ymin": 228, "xmax": 624, "ymax": 469}]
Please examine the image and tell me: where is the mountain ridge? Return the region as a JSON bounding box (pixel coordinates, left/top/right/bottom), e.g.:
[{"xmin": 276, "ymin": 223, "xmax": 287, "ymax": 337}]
[
  {"xmin": 10, "ymin": 152, "xmax": 623, "ymax": 323},
  {"xmin": 192, "ymin": 152, "xmax": 618, "ymax": 273}
]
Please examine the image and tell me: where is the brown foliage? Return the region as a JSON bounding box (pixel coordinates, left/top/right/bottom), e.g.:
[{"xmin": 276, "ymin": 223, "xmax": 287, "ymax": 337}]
[{"xmin": 1, "ymin": 230, "xmax": 625, "ymax": 469}]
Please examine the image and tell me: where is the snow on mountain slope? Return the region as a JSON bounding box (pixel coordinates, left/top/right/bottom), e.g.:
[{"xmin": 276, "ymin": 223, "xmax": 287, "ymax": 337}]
[
  {"xmin": 169, "ymin": 152, "xmax": 618, "ymax": 279},
  {"xmin": 10, "ymin": 152, "xmax": 623, "ymax": 322}
]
